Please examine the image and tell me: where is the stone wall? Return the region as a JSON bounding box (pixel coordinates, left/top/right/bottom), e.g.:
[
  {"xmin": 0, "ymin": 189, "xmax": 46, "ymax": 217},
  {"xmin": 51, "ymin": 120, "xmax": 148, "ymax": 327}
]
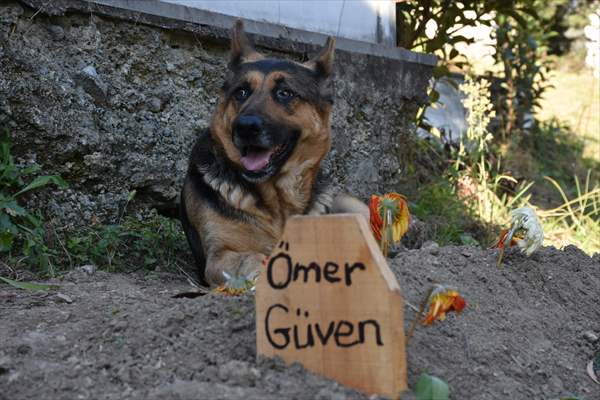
[{"xmin": 0, "ymin": 0, "xmax": 434, "ymax": 226}]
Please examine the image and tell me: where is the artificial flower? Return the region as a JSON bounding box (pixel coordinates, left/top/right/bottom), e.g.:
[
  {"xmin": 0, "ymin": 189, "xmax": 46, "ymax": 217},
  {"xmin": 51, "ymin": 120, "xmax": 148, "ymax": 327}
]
[
  {"xmin": 509, "ymin": 206, "xmax": 544, "ymax": 256},
  {"xmin": 493, "ymin": 206, "xmax": 544, "ymax": 265},
  {"xmin": 213, "ymin": 271, "xmax": 256, "ymax": 296},
  {"xmin": 491, "ymin": 229, "xmax": 518, "ymax": 249},
  {"xmin": 422, "ymin": 284, "xmax": 466, "ymax": 326},
  {"xmin": 369, "ymin": 193, "xmax": 410, "ymax": 255}
]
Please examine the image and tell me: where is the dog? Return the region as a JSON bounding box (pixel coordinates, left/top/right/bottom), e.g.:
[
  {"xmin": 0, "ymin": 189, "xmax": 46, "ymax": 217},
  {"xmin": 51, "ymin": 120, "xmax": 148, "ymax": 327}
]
[{"xmin": 180, "ymin": 20, "xmax": 368, "ymax": 286}]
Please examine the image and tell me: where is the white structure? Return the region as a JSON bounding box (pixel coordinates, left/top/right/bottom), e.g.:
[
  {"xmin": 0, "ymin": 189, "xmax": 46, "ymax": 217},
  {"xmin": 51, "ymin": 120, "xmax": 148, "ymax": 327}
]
[
  {"xmin": 161, "ymin": 0, "xmax": 397, "ymax": 47},
  {"xmin": 584, "ymin": 10, "xmax": 600, "ymax": 78}
]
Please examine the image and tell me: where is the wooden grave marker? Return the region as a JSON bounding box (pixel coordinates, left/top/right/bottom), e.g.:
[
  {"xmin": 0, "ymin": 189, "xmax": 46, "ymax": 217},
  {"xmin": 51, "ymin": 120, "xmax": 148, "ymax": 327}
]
[{"xmin": 256, "ymin": 214, "xmax": 408, "ymax": 398}]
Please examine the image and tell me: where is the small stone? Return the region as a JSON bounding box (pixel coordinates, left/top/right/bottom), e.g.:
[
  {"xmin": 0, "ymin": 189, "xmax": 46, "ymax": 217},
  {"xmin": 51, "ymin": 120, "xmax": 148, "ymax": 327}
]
[
  {"xmin": 16, "ymin": 344, "xmax": 31, "ymax": 355},
  {"xmin": 583, "ymin": 331, "xmax": 599, "ymax": 343},
  {"xmin": 166, "ymin": 62, "xmax": 176, "ymax": 72},
  {"xmin": 47, "ymin": 25, "xmax": 64, "ymax": 40},
  {"xmin": 82, "ymin": 65, "xmax": 98, "ymax": 77},
  {"xmin": 74, "ymin": 66, "xmax": 108, "ymax": 106},
  {"xmin": 110, "ymin": 319, "xmax": 128, "ymax": 332},
  {"xmin": 55, "ymin": 293, "xmax": 73, "ymax": 304},
  {"xmin": 355, "ymin": 159, "xmax": 379, "ymax": 183},
  {"xmin": 217, "ymin": 360, "xmax": 260, "ymax": 386},
  {"xmin": 461, "ymin": 249, "xmax": 473, "ymax": 258},
  {"xmin": 422, "ymin": 241, "xmax": 440, "ymax": 255},
  {"xmin": 148, "ymin": 97, "xmax": 162, "ymax": 112},
  {"xmin": 0, "ymin": 354, "xmax": 11, "ymax": 374},
  {"xmin": 79, "ymin": 264, "xmax": 96, "ymax": 275}
]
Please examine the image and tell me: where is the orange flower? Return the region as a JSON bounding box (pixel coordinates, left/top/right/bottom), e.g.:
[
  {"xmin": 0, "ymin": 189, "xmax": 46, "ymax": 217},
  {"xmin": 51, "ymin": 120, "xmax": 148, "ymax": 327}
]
[
  {"xmin": 369, "ymin": 193, "xmax": 410, "ymax": 255},
  {"xmin": 214, "ymin": 286, "xmax": 249, "ymax": 296},
  {"xmin": 422, "ymin": 285, "xmax": 466, "ymax": 326},
  {"xmin": 213, "ymin": 272, "xmax": 256, "ymax": 296},
  {"xmin": 491, "ymin": 229, "xmax": 518, "ymax": 249}
]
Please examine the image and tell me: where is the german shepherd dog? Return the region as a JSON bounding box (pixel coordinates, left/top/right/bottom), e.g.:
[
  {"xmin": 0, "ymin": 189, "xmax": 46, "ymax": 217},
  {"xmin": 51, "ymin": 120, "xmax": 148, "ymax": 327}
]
[{"xmin": 180, "ymin": 21, "xmax": 368, "ymax": 286}]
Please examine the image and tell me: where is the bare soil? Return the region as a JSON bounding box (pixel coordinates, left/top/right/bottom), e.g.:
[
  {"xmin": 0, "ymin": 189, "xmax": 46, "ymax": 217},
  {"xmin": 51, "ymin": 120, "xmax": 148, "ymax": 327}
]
[{"xmin": 1, "ymin": 245, "xmax": 599, "ymax": 400}]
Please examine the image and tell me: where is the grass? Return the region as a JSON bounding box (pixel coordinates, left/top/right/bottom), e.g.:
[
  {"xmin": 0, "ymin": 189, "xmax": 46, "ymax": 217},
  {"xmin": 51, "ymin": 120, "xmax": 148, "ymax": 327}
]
[
  {"xmin": 411, "ymin": 179, "xmax": 487, "ymax": 246},
  {"xmin": 0, "ymin": 132, "xmax": 192, "ymax": 280},
  {"xmin": 538, "ymin": 173, "xmax": 600, "ymax": 255},
  {"xmin": 413, "ymin": 68, "xmax": 600, "ymax": 256},
  {"xmin": 60, "ymin": 210, "xmax": 190, "ymax": 275},
  {"xmin": 413, "ymin": 164, "xmax": 600, "ymax": 255},
  {"xmin": 2, "ymin": 209, "xmax": 191, "ymax": 280}
]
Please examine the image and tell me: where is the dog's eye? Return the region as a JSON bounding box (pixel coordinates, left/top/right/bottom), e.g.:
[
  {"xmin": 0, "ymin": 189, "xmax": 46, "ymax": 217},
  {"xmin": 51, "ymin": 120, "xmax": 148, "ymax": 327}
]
[
  {"xmin": 275, "ymin": 88, "xmax": 295, "ymax": 101},
  {"xmin": 234, "ymin": 88, "xmax": 251, "ymax": 101}
]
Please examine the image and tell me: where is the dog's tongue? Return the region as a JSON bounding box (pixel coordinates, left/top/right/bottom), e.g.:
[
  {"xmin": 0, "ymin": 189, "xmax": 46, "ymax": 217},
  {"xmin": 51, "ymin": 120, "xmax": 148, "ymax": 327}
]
[{"xmin": 241, "ymin": 148, "xmax": 273, "ymax": 171}]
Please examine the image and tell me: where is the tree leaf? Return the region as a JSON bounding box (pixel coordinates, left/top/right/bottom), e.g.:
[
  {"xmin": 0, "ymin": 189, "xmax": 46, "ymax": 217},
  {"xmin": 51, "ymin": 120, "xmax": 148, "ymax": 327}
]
[
  {"xmin": 15, "ymin": 175, "xmax": 68, "ymax": 197},
  {"xmin": 0, "ymin": 276, "xmax": 59, "ymax": 291},
  {"xmin": 415, "ymin": 373, "xmax": 450, "ymax": 400}
]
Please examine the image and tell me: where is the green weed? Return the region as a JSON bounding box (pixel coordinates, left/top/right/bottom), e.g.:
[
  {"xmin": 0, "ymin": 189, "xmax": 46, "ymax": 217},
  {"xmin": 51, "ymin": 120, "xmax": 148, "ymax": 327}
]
[
  {"xmin": 0, "ymin": 132, "xmax": 190, "ymax": 278},
  {"xmin": 0, "ymin": 133, "xmax": 67, "ymax": 274},
  {"xmin": 64, "ymin": 211, "xmax": 189, "ymax": 273},
  {"xmin": 411, "ymin": 180, "xmax": 476, "ymax": 245}
]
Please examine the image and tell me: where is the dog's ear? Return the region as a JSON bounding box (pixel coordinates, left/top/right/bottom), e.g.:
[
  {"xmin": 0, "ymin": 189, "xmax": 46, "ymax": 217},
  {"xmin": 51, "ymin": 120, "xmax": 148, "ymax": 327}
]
[
  {"xmin": 304, "ymin": 37, "xmax": 336, "ymax": 78},
  {"xmin": 229, "ymin": 19, "xmax": 263, "ymax": 69}
]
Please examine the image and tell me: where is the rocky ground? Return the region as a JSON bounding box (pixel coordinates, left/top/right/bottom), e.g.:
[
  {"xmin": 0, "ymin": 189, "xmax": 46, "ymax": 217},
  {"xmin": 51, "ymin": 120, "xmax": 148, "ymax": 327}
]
[{"xmin": 1, "ymin": 244, "xmax": 599, "ymax": 400}]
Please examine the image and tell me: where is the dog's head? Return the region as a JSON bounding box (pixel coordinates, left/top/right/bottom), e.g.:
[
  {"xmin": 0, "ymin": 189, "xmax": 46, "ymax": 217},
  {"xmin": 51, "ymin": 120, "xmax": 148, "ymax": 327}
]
[{"xmin": 211, "ymin": 20, "xmax": 335, "ymax": 183}]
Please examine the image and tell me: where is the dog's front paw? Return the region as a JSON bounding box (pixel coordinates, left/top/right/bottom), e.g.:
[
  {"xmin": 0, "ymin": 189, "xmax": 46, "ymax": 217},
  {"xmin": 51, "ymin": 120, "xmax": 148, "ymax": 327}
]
[{"xmin": 206, "ymin": 251, "xmax": 266, "ymax": 286}]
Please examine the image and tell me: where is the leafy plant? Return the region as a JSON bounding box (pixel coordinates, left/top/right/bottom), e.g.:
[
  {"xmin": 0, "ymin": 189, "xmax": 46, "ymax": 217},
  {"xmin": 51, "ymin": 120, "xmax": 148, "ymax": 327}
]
[
  {"xmin": 397, "ymin": 1, "xmax": 544, "ymax": 137},
  {"xmin": 0, "ymin": 133, "xmax": 67, "ymax": 273},
  {"xmin": 411, "ymin": 180, "xmax": 478, "ymax": 245},
  {"xmin": 538, "ymin": 173, "xmax": 600, "ymax": 255},
  {"xmin": 414, "ymin": 373, "xmax": 450, "ymax": 400},
  {"xmin": 64, "ymin": 210, "xmax": 189, "ymax": 273},
  {"xmin": 396, "ymin": 0, "xmax": 539, "ymax": 68},
  {"xmin": 492, "ymin": 11, "xmax": 554, "ymax": 139}
]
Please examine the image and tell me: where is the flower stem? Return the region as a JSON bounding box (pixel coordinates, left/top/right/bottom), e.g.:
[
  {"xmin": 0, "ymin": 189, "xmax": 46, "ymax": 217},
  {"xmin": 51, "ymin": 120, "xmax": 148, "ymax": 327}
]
[
  {"xmin": 405, "ymin": 285, "xmax": 435, "ymax": 345},
  {"xmin": 496, "ymin": 247, "xmax": 505, "ymax": 267}
]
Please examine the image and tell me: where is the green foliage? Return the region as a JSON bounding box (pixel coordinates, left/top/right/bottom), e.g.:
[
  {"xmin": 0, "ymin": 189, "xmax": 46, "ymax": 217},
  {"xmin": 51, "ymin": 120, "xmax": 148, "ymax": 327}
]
[
  {"xmin": 396, "ymin": 1, "xmax": 538, "ymax": 65},
  {"xmin": 539, "ymin": 173, "xmax": 600, "ymax": 255},
  {"xmin": 414, "ymin": 373, "xmax": 450, "ymax": 400},
  {"xmin": 0, "ymin": 134, "xmax": 189, "ymax": 277},
  {"xmin": 527, "ymin": 119, "xmax": 600, "ymax": 188},
  {"xmin": 64, "ymin": 211, "xmax": 188, "ymax": 273},
  {"xmin": 411, "ymin": 180, "xmax": 475, "ymax": 245},
  {"xmin": 492, "ymin": 10, "xmax": 554, "ymax": 139},
  {"xmin": 398, "ymin": 0, "xmax": 524, "ymax": 131},
  {"xmin": 0, "ymin": 133, "xmax": 68, "ymax": 272}
]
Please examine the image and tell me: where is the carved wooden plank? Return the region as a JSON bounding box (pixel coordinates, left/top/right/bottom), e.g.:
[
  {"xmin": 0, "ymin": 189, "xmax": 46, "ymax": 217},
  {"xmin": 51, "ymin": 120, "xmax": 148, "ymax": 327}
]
[{"xmin": 256, "ymin": 214, "xmax": 407, "ymax": 398}]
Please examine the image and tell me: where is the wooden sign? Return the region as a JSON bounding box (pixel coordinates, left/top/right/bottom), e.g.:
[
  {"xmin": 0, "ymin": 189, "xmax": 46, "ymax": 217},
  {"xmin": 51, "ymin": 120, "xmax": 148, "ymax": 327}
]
[{"xmin": 256, "ymin": 214, "xmax": 408, "ymax": 398}]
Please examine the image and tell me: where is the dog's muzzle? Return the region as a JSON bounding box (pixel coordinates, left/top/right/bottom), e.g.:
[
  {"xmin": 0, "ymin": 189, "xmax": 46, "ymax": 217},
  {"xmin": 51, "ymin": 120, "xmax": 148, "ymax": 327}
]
[{"xmin": 232, "ymin": 115, "xmax": 279, "ymax": 172}]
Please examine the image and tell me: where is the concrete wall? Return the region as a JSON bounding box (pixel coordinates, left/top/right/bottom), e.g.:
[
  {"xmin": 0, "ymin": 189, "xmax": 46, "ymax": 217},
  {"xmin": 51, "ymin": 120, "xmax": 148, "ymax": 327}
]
[
  {"xmin": 160, "ymin": 0, "xmax": 397, "ymax": 47},
  {"xmin": 0, "ymin": 0, "xmax": 435, "ymax": 225}
]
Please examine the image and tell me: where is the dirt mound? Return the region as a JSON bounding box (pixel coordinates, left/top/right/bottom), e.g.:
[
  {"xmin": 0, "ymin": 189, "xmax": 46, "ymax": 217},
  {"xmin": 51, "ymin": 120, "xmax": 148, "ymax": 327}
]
[{"xmin": 1, "ymin": 245, "xmax": 599, "ymax": 399}]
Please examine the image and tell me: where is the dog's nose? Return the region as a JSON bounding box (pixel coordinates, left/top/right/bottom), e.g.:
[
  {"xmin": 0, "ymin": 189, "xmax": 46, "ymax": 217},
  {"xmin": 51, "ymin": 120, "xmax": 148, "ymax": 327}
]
[{"xmin": 233, "ymin": 115, "xmax": 264, "ymax": 141}]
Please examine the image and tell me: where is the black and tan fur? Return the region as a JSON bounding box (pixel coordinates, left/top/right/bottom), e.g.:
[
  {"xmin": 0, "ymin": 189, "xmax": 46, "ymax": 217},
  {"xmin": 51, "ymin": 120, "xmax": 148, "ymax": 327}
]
[{"xmin": 180, "ymin": 21, "xmax": 368, "ymax": 286}]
